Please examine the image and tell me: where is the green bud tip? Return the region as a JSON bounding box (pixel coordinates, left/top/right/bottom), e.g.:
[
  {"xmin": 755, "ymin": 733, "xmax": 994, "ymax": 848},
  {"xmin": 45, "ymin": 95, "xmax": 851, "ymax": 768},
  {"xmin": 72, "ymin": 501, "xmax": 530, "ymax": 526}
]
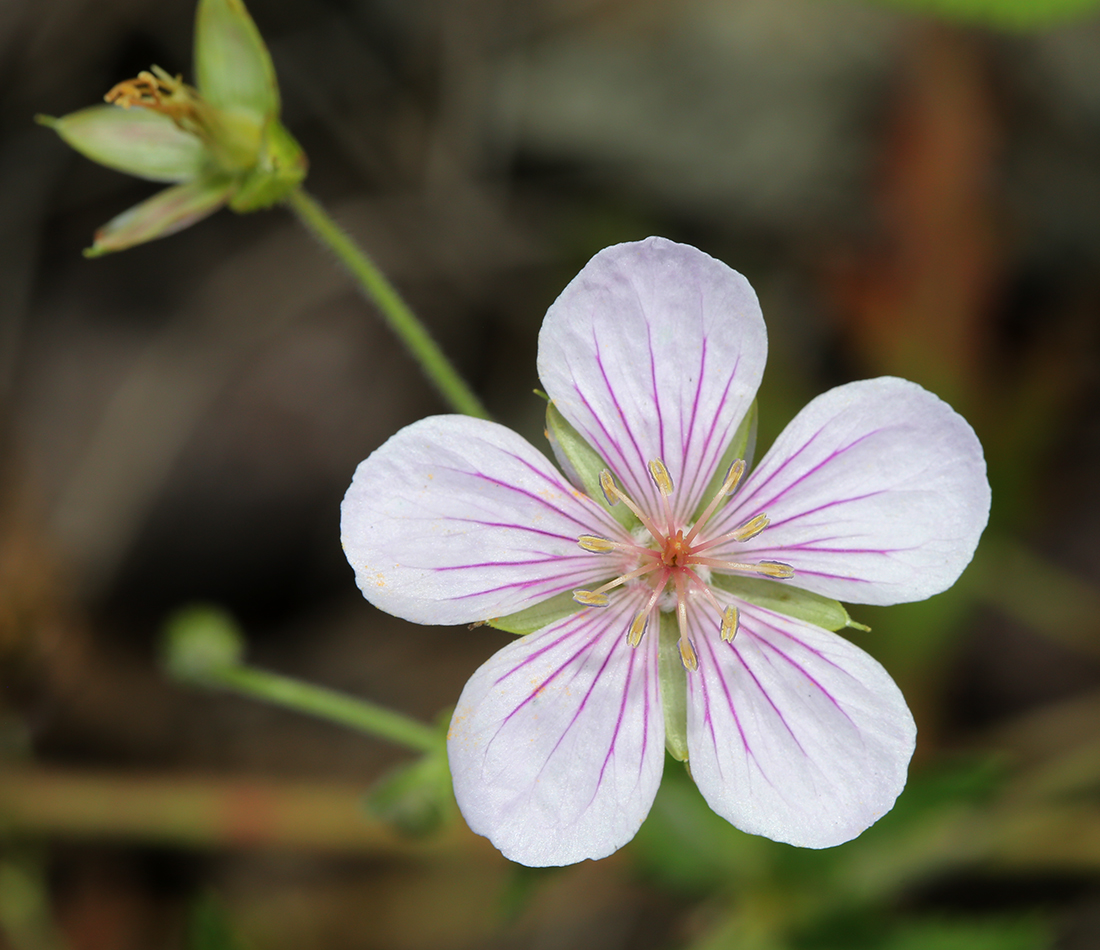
[{"xmin": 162, "ymin": 604, "xmax": 245, "ymax": 682}]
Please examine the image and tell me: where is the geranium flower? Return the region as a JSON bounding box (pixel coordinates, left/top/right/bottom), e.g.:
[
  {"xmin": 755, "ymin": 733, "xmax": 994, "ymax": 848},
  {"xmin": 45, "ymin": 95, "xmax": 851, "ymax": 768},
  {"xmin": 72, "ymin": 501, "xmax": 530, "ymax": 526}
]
[{"xmin": 341, "ymin": 237, "xmax": 990, "ymax": 867}]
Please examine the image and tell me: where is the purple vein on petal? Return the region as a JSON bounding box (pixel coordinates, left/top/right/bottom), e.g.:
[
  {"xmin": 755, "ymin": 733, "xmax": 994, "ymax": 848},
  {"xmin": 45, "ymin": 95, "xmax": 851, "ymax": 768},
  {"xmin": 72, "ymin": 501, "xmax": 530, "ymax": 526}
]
[
  {"xmin": 693, "ymin": 631, "xmax": 755, "ymax": 779},
  {"xmin": 592, "ymin": 334, "xmax": 650, "ymax": 498},
  {"xmin": 733, "ymin": 426, "xmax": 888, "ymax": 517},
  {"xmin": 645, "ymin": 320, "xmax": 667, "ymax": 466},
  {"xmin": 445, "ymin": 566, "xmax": 606, "ymax": 601},
  {"xmin": 760, "ymin": 489, "xmax": 893, "ymax": 532},
  {"xmin": 442, "ymin": 460, "xmax": 610, "ymax": 533},
  {"xmin": 753, "ymin": 613, "xmax": 848, "ymax": 671},
  {"xmin": 592, "ymin": 635, "xmax": 654, "ymax": 807},
  {"xmin": 725, "ymin": 634, "xmax": 808, "ymax": 756},
  {"xmin": 754, "ymin": 636, "xmax": 857, "ymax": 730},
  {"xmin": 682, "ymin": 349, "xmax": 743, "ymax": 518}
]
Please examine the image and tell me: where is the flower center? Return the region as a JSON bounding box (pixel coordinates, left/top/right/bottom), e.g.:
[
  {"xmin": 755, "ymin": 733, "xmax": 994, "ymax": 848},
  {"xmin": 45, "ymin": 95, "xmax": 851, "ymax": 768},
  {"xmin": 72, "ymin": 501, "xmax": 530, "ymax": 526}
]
[{"xmin": 572, "ymin": 458, "xmax": 793, "ymax": 671}]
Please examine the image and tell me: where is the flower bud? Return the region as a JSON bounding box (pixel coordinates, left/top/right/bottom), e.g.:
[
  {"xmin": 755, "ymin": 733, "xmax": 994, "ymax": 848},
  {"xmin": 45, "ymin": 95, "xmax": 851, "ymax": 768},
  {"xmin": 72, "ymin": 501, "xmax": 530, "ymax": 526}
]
[{"xmin": 38, "ymin": 0, "xmax": 306, "ymax": 255}]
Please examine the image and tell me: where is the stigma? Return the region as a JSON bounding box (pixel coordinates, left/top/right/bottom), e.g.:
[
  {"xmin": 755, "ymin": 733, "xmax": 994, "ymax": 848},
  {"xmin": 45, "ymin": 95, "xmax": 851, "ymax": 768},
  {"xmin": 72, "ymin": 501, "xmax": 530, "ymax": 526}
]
[{"xmin": 573, "ymin": 457, "xmax": 793, "ymax": 670}]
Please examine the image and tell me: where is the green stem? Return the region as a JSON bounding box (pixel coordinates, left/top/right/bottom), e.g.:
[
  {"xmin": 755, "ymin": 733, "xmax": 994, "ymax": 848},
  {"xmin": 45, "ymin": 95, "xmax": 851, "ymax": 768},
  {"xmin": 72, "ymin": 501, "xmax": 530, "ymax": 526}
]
[
  {"xmin": 285, "ymin": 187, "xmax": 489, "ymax": 419},
  {"xmin": 210, "ymin": 664, "xmax": 442, "ymax": 754}
]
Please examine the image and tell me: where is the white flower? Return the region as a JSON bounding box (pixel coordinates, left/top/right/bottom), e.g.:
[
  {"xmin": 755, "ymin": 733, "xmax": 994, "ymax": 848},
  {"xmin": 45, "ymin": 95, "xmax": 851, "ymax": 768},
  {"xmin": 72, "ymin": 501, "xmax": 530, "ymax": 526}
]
[{"xmin": 341, "ymin": 237, "xmax": 991, "ymax": 866}]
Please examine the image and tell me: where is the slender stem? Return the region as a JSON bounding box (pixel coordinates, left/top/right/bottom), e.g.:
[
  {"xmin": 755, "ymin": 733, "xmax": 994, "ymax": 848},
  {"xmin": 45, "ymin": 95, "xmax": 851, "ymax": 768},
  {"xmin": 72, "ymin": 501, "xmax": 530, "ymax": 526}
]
[
  {"xmin": 284, "ymin": 187, "xmax": 489, "ymax": 420},
  {"xmin": 209, "ymin": 664, "xmax": 442, "ymax": 754}
]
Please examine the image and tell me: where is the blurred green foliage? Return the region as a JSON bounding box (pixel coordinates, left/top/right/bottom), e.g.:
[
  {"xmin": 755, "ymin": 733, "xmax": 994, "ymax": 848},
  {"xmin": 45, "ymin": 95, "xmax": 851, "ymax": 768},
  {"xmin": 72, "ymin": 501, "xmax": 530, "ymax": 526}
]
[
  {"xmin": 188, "ymin": 894, "xmax": 249, "ymax": 950},
  {"xmin": 867, "ymin": 0, "xmax": 1100, "ymax": 28}
]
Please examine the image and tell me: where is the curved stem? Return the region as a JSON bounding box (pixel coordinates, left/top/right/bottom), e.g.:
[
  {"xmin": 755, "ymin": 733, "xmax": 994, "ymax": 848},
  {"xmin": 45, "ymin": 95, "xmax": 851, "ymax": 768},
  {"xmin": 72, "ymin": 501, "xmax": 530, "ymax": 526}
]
[
  {"xmin": 210, "ymin": 664, "xmax": 442, "ymax": 754},
  {"xmin": 284, "ymin": 187, "xmax": 489, "ymax": 419}
]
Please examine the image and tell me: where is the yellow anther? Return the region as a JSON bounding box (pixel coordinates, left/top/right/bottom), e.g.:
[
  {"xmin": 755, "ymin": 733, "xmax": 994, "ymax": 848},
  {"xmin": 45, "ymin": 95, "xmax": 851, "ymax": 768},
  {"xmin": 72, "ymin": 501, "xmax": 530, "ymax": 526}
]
[
  {"xmin": 599, "ymin": 470, "xmax": 619, "ymax": 507},
  {"xmin": 755, "ymin": 560, "xmax": 795, "ymax": 579},
  {"xmin": 721, "ymin": 605, "xmax": 740, "ymax": 642},
  {"xmin": 573, "ymin": 590, "xmax": 610, "ymax": 607},
  {"xmin": 648, "ymin": 459, "xmax": 674, "ymax": 496},
  {"xmin": 679, "ymin": 637, "xmax": 699, "ymax": 671},
  {"xmin": 723, "ymin": 459, "xmax": 746, "ymax": 495},
  {"xmin": 730, "ymin": 513, "xmax": 770, "ymax": 542},
  {"xmin": 578, "ymin": 535, "xmax": 615, "ymax": 553},
  {"xmin": 627, "ymin": 610, "xmax": 649, "ymax": 646}
]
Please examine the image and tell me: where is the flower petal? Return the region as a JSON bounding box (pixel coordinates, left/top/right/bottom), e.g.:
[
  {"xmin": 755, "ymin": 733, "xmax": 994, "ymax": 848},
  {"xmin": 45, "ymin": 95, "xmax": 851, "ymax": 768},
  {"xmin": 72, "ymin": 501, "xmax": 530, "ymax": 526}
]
[
  {"xmin": 40, "ymin": 106, "xmax": 207, "ymax": 183},
  {"xmin": 714, "ymin": 377, "xmax": 990, "ymax": 605},
  {"xmin": 448, "ymin": 594, "xmax": 664, "ymax": 866},
  {"xmin": 538, "ymin": 237, "xmax": 767, "ymax": 523},
  {"xmin": 85, "ymin": 176, "xmax": 234, "ymax": 257},
  {"xmin": 195, "ymin": 0, "xmax": 280, "ymax": 123},
  {"xmin": 686, "ymin": 602, "xmax": 915, "ymax": 849},
  {"xmin": 341, "ymin": 415, "xmax": 622, "ymax": 625}
]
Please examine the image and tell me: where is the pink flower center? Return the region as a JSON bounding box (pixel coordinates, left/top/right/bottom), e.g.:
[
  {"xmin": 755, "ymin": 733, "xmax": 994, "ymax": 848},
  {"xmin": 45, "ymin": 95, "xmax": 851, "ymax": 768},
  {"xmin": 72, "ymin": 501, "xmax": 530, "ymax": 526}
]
[{"xmin": 573, "ymin": 458, "xmax": 793, "ymax": 671}]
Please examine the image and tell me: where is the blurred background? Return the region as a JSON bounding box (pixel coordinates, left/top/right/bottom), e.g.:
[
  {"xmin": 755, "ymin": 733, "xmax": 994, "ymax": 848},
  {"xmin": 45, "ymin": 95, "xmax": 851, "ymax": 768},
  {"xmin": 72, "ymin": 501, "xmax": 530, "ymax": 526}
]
[{"xmin": 3, "ymin": 0, "xmax": 1100, "ymax": 947}]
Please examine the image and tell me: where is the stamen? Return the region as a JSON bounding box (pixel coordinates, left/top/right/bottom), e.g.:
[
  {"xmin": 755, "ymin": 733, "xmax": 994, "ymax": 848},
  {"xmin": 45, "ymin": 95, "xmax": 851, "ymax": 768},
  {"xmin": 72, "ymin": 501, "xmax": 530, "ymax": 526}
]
[
  {"xmin": 648, "ymin": 459, "xmax": 674, "ymax": 496},
  {"xmin": 573, "ymin": 590, "xmax": 609, "ymax": 607},
  {"xmin": 721, "ymin": 605, "xmax": 739, "ymax": 642},
  {"xmin": 627, "ymin": 575, "xmax": 669, "ymax": 647},
  {"xmin": 729, "ymin": 513, "xmax": 770, "ymax": 542},
  {"xmin": 577, "ymin": 535, "xmax": 617, "ymax": 553},
  {"xmin": 627, "ymin": 610, "xmax": 648, "ymax": 647},
  {"xmin": 597, "ymin": 470, "xmax": 665, "ymax": 541},
  {"xmin": 572, "ymin": 562, "xmax": 662, "ymax": 609},
  {"xmin": 684, "ymin": 459, "xmax": 746, "ymax": 545},
  {"xmin": 599, "ymin": 470, "xmax": 619, "ymax": 507},
  {"xmin": 679, "ymin": 636, "xmax": 698, "ymax": 671},
  {"xmin": 692, "ymin": 513, "xmax": 772, "ymax": 552},
  {"xmin": 755, "ymin": 560, "xmax": 795, "ymax": 579},
  {"xmin": 648, "ymin": 458, "xmax": 678, "ymax": 536},
  {"xmin": 689, "ymin": 556, "xmax": 795, "ymax": 579},
  {"xmin": 672, "ymin": 571, "xmax": 698, "ymax": 670},
  {"xmin": 684, "ymin": 571, "xmax": 726, "ymax": 615}
]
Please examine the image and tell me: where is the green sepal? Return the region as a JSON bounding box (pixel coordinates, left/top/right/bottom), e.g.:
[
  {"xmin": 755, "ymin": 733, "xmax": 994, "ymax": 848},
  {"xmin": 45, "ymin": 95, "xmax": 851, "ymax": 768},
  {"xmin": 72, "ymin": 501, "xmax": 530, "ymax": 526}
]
[
  {"xmin": 85, "ymin": 175, "xmax": 234, "ymax": 257},
  {"xmin": 37, "ymin": 106, "xmax": 207, "ymax": 183},
  {"xmin": 710, "ymin": 574, "xmax": 866, "ymax": 633},
  {"xmin": 194, "ymin": 0, "xmax": 279, "ymax": 123},
  {"xmin": 658, "ymin": 612, "xmax": 689, "ymax": 762},
  {"xmin": 488, "ymin": 589, "xmax": 583, "ymax": 636},
  {"xmin": 691, "ymin": 401, "xmax": 757, "ymax": 522},
  {"xmin": 545, "ymin": 401, "xmax": 638, "ymax": 531},
  {"xmin": 228, "ymin": 119, "xmax": 308, "ymax": 211}
]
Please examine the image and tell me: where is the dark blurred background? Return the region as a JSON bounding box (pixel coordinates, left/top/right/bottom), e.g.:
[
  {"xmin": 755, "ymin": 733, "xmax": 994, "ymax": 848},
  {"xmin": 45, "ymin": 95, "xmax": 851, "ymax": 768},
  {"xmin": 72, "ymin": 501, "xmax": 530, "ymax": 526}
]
[{"xmin": 3, "ymin": 0, "xmax": 1100, "ymax": 948}]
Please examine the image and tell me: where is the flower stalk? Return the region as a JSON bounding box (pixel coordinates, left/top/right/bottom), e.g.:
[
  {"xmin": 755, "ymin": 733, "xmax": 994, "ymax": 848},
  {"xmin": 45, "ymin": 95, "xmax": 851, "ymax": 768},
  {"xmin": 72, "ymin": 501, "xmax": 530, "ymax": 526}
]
[
  {"xmin": 163, "ymin": 606, "xmax": 442, "ymax": 754},
  {"xmin": 207, "ymin": 664, "xmax": 443, "ymax": 753},
  {"xmin": 283, "ymin": 187, "xmax": 489, "ymax": 419}
]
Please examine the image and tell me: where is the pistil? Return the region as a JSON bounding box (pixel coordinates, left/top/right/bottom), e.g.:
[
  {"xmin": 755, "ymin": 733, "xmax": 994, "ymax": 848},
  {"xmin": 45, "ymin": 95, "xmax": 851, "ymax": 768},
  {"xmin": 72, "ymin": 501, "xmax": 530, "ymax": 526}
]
[{"xmin": 573, "ymin": 456, "xmax": 793, "ymax": 668}]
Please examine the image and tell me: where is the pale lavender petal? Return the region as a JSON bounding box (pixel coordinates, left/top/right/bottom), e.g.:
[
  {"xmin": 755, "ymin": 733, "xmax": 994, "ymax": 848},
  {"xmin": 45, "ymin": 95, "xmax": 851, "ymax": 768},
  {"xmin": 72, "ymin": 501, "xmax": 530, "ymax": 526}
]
[
  {"xmin": 686, "ymin": 601, "xmax": 915, "ymax": 849},
  {"xmin": 341, "ymin": 415, "xmax": 622, "ymax": 624},
  {"xmin": 710, "ymin": 377, "xmax": 990, "ymax": 605},
  {"xmin": 538, "ymin": 237, "xmax": 767, "ymax": 523},
  {"xmin": 448, "ymin": 592, "xmax": 664, "ymax": 866}
]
